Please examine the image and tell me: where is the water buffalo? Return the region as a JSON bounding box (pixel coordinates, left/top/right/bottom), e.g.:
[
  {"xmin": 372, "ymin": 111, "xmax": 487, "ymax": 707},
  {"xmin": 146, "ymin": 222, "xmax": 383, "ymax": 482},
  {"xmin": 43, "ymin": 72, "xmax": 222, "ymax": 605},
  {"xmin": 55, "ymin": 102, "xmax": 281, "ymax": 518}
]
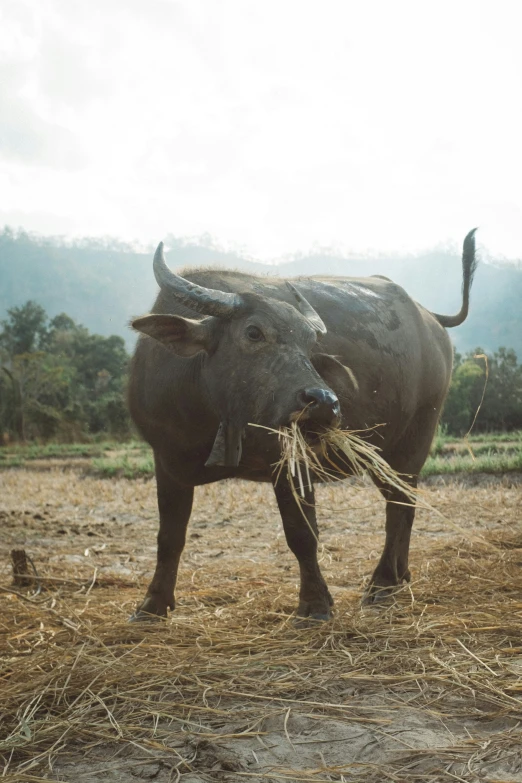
[{"xmin": 128, "ymin": 230, "xmax": 477, "ymax": 621}]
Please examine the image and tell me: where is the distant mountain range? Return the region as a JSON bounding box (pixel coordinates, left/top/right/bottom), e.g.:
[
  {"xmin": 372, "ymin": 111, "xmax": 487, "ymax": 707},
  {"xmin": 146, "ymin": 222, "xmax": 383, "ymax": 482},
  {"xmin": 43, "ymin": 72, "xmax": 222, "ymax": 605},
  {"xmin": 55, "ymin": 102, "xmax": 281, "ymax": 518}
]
[{"xmin": 1, "ymin": 228, "xmax": 521, "ymax": 358}]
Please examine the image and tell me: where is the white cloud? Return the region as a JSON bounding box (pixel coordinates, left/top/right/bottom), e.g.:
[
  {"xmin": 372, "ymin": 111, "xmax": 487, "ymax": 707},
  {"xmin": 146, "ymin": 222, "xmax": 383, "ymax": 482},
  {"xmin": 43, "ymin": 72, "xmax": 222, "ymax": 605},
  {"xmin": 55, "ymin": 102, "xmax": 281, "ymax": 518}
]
[{"xmin": 0, "ymin": 0, "xmax": 521, "ymax": 259}]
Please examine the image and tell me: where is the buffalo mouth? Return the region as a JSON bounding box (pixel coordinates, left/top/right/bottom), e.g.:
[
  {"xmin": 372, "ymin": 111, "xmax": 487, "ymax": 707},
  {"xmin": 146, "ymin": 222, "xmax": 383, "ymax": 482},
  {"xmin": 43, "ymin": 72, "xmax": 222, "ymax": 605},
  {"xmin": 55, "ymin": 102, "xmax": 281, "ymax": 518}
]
[
  {"xmin": 288, "ymin": 410, "xmax": 340, "ymax": 449},
  {"xmin": 289, "ymin": 388, "xmax": 341, "ymax": 432}
]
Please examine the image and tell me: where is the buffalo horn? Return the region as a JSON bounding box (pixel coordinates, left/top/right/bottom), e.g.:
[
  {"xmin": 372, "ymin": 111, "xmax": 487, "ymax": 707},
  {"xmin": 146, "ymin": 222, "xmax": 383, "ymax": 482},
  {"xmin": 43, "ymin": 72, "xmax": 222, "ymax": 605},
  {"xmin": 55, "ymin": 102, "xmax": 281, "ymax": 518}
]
[
  {"xmin": 286, "ymin": 282, "xmax": 327, "ymax": 335},
  {"xmin": 153, "ymin": 243, "xmax": 242, "ymax": 318}
]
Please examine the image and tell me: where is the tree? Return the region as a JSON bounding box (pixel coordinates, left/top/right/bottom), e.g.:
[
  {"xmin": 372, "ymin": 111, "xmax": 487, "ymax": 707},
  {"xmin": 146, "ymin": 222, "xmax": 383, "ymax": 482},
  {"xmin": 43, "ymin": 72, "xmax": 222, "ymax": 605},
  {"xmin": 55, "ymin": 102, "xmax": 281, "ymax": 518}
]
[
  {"xmin": 0, "ymin": 366, "xmax": 24, "ymax": 440},
  {"xmin": 68, "ymin": 332, "xmax": 128, "ymax": 391},
  {"xmin": 0, "ymin": 301, "xmax": 132, "ymax": 442},
  {"xmin": 11, "ymin": 352, "xmax": 77, "ymax": 439},
  {"xmin": 442, "ymin": 354, "xmax": 485, "ymax": 434},
  {"xmin": 0, "ymin": 301, "xmax": 48, "ymax": 356},
  {"xmin": 480, "ymin": 348, "xmax": 522, "ymax": 430},
  {"xmin": 441, "ymin": 347, "xmax": 522, "ymax": 434}
]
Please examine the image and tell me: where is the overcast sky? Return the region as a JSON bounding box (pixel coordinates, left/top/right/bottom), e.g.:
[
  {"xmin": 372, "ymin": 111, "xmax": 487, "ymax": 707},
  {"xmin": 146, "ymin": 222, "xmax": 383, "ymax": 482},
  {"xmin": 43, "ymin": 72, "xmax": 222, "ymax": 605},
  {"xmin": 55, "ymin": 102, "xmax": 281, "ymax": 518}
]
[{"xmin": 1, "ymin": 0, "xmax": 521, "ymax": 260}]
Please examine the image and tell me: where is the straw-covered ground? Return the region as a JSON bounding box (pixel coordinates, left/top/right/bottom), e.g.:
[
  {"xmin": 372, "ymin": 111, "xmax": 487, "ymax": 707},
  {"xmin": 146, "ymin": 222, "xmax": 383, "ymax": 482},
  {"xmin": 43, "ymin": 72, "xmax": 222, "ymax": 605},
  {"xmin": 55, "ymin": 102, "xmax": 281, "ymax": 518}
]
[{"xmin": 1, "ymin": 468, "xmax": 521, "ymax": 783}]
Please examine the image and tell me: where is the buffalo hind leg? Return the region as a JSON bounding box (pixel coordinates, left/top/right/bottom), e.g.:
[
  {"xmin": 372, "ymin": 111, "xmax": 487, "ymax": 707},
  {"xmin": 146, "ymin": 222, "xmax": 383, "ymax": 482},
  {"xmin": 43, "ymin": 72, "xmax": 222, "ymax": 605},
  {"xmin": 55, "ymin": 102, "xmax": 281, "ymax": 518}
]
[
  {"xmin": 131, "ymin": 457, "xmax": 193, "ymax": 621},
  {"xmin": 272, "ymin": 475, "xmax": 333, "ymax": 621},
  {"xmin": 363, "ymin": 478, "xmax": 417, "ymax": 604},
  {"xmin": 364, "ymin": 400, "xmax": 445, "ymax": 604}
]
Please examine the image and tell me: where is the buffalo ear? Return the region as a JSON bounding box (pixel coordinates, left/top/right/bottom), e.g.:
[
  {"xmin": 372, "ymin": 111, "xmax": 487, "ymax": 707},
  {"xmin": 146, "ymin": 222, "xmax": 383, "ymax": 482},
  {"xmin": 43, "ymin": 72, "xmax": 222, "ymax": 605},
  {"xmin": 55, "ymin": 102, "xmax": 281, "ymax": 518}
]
[
  {"xmin": 131, "ymin": 314, "xmax": 215, "ymax": 357},
  {"xmin": 311, "ymin": 353, "xmax": 359, "ymax": 398}
]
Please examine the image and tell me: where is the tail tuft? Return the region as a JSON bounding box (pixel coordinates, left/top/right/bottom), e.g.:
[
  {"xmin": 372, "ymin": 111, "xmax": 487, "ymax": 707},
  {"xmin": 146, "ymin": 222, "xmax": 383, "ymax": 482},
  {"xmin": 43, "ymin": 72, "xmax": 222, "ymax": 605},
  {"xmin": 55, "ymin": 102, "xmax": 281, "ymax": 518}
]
[{"xmin": 433, "ymin": 228, "xmax": 478, "ymax": 328}]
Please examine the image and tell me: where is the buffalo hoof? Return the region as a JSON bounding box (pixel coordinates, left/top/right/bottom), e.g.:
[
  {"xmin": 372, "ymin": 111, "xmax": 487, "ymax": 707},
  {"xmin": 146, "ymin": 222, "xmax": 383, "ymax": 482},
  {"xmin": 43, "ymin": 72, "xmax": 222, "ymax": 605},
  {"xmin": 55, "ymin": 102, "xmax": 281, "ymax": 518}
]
[
  {"xmin": 128, "ymin": 610, "xmax": 167, "ymax": 623},
  {"xmin": 361, "ymin": 585, "xmax": 395, "ymax": 606},
  {"xmin": 362, "ymin": 570, "xmax": 411, "ymax": 606},
  {"xmin": 129, "ymin": 595, "xmax": 172, "ymax": 623},
  {"xmin": 361, "ymin": 564, "xmax": 411, "ymax": 606},
  {"xmin": 294, "ymin": 592, "xmax": 333, "ymax": 626},
  {"xmin": 294, "ymin": 612, "xmax": 332, "ymax": 628}
]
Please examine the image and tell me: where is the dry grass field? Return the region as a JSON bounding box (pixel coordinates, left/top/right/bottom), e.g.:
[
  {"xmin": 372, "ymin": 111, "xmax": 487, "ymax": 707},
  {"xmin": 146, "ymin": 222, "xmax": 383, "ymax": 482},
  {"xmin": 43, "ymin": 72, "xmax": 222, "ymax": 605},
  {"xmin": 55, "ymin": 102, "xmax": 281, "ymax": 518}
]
[{"xmin": 1, "ymin": 465, "xmax": 522, "ymax": 782}]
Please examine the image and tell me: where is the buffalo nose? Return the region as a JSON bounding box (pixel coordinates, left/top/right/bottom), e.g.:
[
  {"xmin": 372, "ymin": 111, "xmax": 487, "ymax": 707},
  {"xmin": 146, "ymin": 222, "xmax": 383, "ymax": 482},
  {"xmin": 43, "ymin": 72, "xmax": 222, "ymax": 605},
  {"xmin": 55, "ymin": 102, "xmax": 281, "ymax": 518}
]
[{"xmin": 297, "ymin": 387, "xmax": 340, "ymax": 425}]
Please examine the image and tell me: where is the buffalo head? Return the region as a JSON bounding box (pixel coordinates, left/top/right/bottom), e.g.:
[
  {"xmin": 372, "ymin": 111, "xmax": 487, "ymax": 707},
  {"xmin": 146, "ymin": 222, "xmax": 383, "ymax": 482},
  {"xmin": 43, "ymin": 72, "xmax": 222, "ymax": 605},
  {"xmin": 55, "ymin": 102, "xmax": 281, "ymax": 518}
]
[{"xmin": 132, "ymin": 244, "xmax": 340, "ymax": 463}]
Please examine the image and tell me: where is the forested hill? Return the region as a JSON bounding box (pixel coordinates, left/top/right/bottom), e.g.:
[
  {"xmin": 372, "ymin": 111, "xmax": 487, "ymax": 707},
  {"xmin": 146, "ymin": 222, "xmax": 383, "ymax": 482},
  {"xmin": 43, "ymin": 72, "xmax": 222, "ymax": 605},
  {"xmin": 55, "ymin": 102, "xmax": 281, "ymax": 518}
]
[{"xmin": 1, "ymin": 227, "xmax": 521, "ymax": 357}]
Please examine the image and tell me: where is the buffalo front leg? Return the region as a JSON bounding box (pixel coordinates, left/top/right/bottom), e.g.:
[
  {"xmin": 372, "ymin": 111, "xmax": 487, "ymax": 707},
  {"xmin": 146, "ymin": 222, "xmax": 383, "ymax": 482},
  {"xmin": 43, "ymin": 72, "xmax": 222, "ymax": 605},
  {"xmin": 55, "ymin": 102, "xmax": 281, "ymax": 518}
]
[
  {"xmin": 131, "ymin": 458, "xmax": 194, "ymax": 621},
  {"xmin": 272, "ymin": 475, "xmax": 333, "ymax": 621},
  {"xmin": 364, "ymin": 479, "xmax": 417, "ymax": 604}
]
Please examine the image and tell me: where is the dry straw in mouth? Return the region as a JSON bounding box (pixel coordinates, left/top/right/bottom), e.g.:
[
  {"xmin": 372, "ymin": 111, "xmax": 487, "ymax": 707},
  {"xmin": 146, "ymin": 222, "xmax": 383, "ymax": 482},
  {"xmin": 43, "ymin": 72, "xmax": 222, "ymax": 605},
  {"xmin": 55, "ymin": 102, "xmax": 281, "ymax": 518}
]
[
  {"xmin": 249, "ymin": 421, "xmax": 419, "ymax": 545},
  {"xmin": 253, "ymin": 421, "xmax": 418, "ymax": 505},
  {"xmin": 250, "ymin": 421, "xmax": 500, "ymax": 552}
]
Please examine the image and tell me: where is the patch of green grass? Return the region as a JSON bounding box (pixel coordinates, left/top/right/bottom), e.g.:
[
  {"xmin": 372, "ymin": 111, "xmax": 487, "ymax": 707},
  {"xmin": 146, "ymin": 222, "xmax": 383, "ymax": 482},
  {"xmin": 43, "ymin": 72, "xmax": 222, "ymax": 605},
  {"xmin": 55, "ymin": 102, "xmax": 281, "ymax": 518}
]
[
  {"xmin": 422, "ymin": 449, "xmax": 522, "ymax": 477},
  {"xmin": 2, "ymin": 431, "xmax": 522, "ymax": 479},
  {"xmin": 437, "ymin": 442, "xmax": 521, "ymax": 458},
  {"xmin": 0, "ymin": 439, "xmax": 149, "ymax": 464},
  {"xmin": 0, "ymin": 442, "xmax": 104, "ymax": 462},
  {"xmin": 91, "ymin": 453, "xmax": 155, "ymax": 479},
  {"xmin": 427, "ymin": 423, "xmax": 522, "ymax": 475},
  {"xmin": 0, "ymin": 457, "xmax": 25, "ymax": 468},
  {"xmin": 440, "ymin": 430, "xmax": 522, "ymax": 445},
  {"xmin": 0, "ymin": 438, "xmax": 153, "ymax": 476},
  {"xmin": 429, "ymin": 429, "xmax": 522, "ymax": 471}
]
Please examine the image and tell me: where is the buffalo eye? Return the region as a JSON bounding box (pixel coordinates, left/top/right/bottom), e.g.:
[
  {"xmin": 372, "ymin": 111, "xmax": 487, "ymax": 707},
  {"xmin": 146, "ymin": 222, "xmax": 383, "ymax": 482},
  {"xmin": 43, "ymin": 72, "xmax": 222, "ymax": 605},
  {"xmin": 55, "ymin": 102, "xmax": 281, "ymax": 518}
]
[{"xmin": 246, "ymin": 325, "xmax": 264, "ymax": 342}]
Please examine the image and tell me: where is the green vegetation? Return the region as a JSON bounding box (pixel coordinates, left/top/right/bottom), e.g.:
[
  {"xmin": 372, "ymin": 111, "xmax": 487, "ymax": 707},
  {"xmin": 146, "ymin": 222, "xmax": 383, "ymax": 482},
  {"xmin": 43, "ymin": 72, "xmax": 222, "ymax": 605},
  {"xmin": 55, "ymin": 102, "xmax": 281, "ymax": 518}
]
[
  {"xmin": 91, "ymin": 452, "xmax": 155, "ymax": 479},
  {"xmin": 0, "ymin": 301, "xmax": 132, "ymax": 441},
  {"xmin": 1, "ymin": 432, "xmax": 521, "ymax": 479},
  {"xmin": 422, "ymin": 426, "xmax": 522, "ymax": 477},
  {"xmin": 421, "ymin": 444, "xmax": 522, "ymax": 477},
  {"xmin": 0, "ymin": 439, "xmax": 149, "ymax": 463},
  {"xmin": 438, "ymin": 430, "xmax": 522, "ymax": 444},
  {"xmin": 430, "ymin": 429, "xmax": 522, "ymax": 458},
  {"xmin": 441, "ymin": 348, "xmax": 522, "ymax": 434},
  {"xmin": 0, "ymin": 440, "xmax": 153, "ymax": 475},
  {"xmin": 0, "ymin": 441, "xmax": 108, "ymax": 461}
]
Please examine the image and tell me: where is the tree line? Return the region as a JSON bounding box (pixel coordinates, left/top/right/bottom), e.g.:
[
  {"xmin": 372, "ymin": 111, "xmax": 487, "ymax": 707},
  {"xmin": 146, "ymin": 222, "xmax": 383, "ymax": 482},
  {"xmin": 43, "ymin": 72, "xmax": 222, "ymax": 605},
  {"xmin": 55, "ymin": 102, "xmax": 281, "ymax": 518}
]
[
  {"xmin": 442, "ymin": 348, "xmax": 522, "ymax": 434},
  {"xmin": 1, "ymin": 301, "xmax": 521, "ymax": 443},
  {"xmin": 0, "ymin": 301, "xmax": 131, "ymax": 442}
]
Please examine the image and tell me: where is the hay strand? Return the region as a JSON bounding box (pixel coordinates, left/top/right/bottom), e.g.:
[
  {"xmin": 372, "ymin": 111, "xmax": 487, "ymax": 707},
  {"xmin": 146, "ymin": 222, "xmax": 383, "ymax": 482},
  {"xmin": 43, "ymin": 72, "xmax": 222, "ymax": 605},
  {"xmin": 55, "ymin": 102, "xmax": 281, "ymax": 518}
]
[{"xmin": 253, "ymin": 421, "xmax": 418, "ymax": 504}]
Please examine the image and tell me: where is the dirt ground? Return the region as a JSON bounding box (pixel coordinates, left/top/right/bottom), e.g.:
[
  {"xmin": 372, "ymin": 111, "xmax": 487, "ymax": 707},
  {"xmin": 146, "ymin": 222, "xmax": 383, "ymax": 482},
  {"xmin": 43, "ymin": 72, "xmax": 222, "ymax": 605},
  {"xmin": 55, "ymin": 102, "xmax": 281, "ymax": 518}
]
[{"xmin": 1, "ymin": 467, "xmax": 521, "ymax": 783}]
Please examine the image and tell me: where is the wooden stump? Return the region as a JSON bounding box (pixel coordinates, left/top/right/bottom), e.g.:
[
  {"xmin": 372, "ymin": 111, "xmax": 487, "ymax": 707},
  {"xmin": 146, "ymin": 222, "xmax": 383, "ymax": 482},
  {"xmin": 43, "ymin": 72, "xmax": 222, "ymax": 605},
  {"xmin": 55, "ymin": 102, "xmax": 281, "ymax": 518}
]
[{"xmin": 11, "ymin": 549, "xmax": 34, "ymax": 587}]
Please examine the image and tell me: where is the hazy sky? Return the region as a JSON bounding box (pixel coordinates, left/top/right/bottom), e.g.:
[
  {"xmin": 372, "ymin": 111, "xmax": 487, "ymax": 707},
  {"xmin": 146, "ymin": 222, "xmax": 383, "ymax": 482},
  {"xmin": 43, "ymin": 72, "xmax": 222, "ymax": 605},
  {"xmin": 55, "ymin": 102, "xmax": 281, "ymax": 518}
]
[{"xmin": 1, "ymin": 0, "xmax": 521, "ymax": 260}]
